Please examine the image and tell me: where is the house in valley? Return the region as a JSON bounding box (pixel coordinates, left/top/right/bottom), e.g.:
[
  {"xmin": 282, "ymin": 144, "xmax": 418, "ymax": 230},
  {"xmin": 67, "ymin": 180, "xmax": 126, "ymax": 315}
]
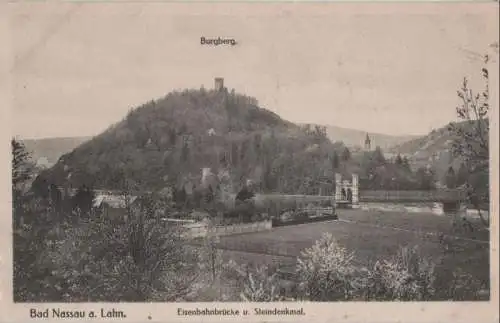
[{"xmin": 93, "ymin": 194, "xmax": 139, "ymax": 220}]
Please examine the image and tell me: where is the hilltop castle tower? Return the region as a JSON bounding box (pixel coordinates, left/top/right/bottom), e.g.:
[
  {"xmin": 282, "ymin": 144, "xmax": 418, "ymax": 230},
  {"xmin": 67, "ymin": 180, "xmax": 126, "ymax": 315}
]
[
  {"xmin": 364, "ymin": 133, "xmax": 371, "ymax": 151},
  {"xmin": 214, "ymin": 77, "xmax": 224, "ymax": 91}
]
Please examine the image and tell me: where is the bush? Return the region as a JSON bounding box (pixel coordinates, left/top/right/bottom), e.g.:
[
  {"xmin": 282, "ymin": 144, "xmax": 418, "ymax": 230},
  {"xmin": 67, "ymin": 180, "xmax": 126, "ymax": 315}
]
[
  {"xmin": 222, "ymin": 262, "xmax": 283, "ymax": 302},
  {"xmin": 295, "ymin": 236, "xmax": 437, "ymax": 301},
  {"xmin": 13, "ymin": 224, "xmax": 54, "ymax": 301},
  {"xmin": 240, "ymin": 266, "xmax": 283, "ymax": 302},
  {"xmin": 13, "ymin": 202, "xmax": 64, "ymax": 302},
  {"xmin": 358, "ymin": 246, "xmax": 436, "ymax": 301},
  {"xmin": 296, "ymin": 233, "xmax": 357, "ymax": 301}
]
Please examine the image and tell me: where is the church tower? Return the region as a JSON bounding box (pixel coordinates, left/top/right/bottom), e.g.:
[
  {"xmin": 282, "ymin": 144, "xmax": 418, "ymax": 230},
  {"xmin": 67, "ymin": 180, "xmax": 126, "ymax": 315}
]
[{"xmin": 364, "ymin": 133, "xmax": 371, "ymax": 151}]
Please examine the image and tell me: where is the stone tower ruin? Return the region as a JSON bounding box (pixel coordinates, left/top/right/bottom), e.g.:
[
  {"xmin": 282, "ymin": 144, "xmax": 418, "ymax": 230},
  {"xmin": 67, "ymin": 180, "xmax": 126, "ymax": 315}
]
[{"xmin": 214, "ymin": 77, "xmax": 224, "ymax": 91}]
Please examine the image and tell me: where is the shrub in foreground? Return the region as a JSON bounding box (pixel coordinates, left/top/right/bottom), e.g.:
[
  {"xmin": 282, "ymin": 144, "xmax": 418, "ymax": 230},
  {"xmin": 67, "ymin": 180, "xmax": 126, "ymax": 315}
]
[
  {"xmin": 358, "ymin": 246, "xmax": 436, "ymax": 301},
  {"xmin": 296, "ymin": 233, "xmax": 357, "ymax": 301},
  {"xmin": 295, "ymin": 233, "xmax": 437, "ymax": 301}
]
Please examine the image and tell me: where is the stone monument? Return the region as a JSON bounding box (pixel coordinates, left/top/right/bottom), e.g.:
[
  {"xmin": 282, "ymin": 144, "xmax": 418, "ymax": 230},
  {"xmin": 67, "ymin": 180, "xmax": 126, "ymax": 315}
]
[{"xmin": 334, "ymin": 173, "xmax": 360, "ymax": 208}]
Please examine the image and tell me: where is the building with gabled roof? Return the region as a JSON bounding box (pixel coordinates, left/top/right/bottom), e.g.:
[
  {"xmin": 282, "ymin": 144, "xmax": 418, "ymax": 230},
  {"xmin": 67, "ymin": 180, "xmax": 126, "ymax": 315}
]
[{"xmin": 93, "ymin": 194, "xmax": 138, "ymax": 209}]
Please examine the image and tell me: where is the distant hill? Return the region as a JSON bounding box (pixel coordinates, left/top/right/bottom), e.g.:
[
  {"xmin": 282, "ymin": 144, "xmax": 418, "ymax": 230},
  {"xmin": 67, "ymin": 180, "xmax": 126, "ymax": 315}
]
[
  {"xmin": 306, "ymin": 124, "xmax": 418, "ymax": 151},
  {"xmin": 387, "ymin": 120, "xmax": 488, "ymax": 182},
  {"xmin": 389, "ymin": 127, "xmax": 450, "ymax": 155},
  {"xmin": 21, "ymin": 137, "xmax": 92, "ymax": 168},
  {"xmin": 35, "ymin": 86, "xmax": 345, "ymax": 195}
]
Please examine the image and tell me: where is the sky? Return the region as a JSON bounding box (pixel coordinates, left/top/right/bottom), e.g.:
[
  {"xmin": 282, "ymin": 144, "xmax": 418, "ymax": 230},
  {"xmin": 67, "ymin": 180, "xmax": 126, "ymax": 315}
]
[{"xmin": 10, "ymin": 3, "xmax": 499, "ymax": 139}]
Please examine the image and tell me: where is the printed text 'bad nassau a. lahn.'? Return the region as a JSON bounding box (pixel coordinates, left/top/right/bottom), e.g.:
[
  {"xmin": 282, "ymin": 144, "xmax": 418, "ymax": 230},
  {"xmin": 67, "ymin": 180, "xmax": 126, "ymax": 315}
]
[{"xmin": 30, "ymin": 308, "xmax": 126, "ymax": 319}]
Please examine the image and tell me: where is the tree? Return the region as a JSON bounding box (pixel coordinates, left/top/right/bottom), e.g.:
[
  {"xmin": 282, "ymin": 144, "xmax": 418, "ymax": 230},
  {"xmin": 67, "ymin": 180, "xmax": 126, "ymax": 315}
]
[
  {"xmin": 168, "ymin": 127, "xmax": 177, "ymax": 146},
  {"xmin": 456, "ymin": 163, "xmax": 469, "ymax": 187},
  {"xmin": 341, "ymin": 147, "xmax": 351, "ymax": 161},
  {"xmin": 312, "ymin": 125, "xmax": 328, "ymax": 144},
  {"xmin": 49, "ymin": 183, "xmax": 63, "ymax": 212},
  {"xmin": 178, "ymin": 123, "xmax": 188, "ymax": 135},
  {"xmin": 448, "ymin": 50, "xmax": 494, "ymax": 226},
  {"xmin": 239, "ymin": 139, "xmax": 248, "ymax": 162},
  {"xmin": 445, "ymin": 166, "xmax": 457, "ymax": 189},
  {"xmin": 172, "ymin": 186, "xmax": 187, "ymax": 209},
  {"xmin": 12, "ymin": 138, "xmax": 32, "ymax": 193},
  {"xmin": 449, "ymin": 72, "xmax": 489, "ymax": 170},
  {"xmin": 231, "ymin": 142, "xmax": 239, "ymax": 167},
  {"xmin": 31, "ymin": 176, "xmax": 50, "ymax": 199},
  {"xmin": 372, "ymin": 146, "xmax": 386, "ymax": 165},
  {"xmin": 106, "ymin": 195, "xmax": 200, "ymax": 301},
  {"xmin": 12, "ymin": 139, "xmax": 33, "ymax": 222},
  {"xmin": 253, "ymin": 133, "xmax": 262, "ymax": 161},
  {"xmin": 416, "ymin": 167, "xmax": 435, "ymax": 190},
  {"xmin": 181, "ymin": 142, "xmax": 190, "ymax": 163},
  {"xmin": 72, "ymin": 185, "xmax": 95, "ymax": 217},
  {"xmin": 395, "ymin": 154, "xmax": 403, "ymax": 166},
  {"xmin": 332, "ymin": 151, "xmax": 340, "ymax": 170},
  {"xmin": 402, "ymin": 156, "xmax": 411, "ymax": 170}
]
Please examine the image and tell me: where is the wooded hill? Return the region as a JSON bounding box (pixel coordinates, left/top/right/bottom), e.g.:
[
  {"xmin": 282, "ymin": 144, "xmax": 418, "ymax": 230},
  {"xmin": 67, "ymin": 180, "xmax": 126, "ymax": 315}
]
[
  {"xmin": 34, "ymin": 86, "xmax": 440, "ymax": 195},
  {"xmin": 35, "ymin": 88, "xmax": 341, "ymax": 194}
]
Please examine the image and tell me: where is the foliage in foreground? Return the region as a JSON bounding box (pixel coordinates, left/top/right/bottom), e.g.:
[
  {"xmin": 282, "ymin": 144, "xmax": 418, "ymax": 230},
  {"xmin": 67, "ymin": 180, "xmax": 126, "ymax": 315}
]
[
  {"xmin": 219, "ymin": 233, "xmax": 464, "ymax": 302},
  {"xmin": 15, "ymin": 213, "xmax": 487, "ymax": 302},
  {"xmin": 358, "ymin": 246, "xmax": 436, "ymax": 301},
  {"xmin": 236, "ymin": 264, "xmax": 284, "ymax": 302},
  {"xmin": 448, "ymin": 54, "xmax": 492, "ymax": 227},
  {"xmin": 15, "ymin": 215, "xmax": 201, "ymax": 302},
  {"xmin": 296, "ymin": 233, "xmax": 357, "ymax": 301},
  {"xmin": 295, "ymin": 233, "xmax": 436, "ymax": 301}
]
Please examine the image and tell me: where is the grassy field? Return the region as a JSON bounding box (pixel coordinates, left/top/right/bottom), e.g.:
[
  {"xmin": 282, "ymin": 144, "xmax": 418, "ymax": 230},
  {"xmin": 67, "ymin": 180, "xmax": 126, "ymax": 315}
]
[{"xmin": 210, "ymin": 209, "xmax": 490, "ymax": 300}]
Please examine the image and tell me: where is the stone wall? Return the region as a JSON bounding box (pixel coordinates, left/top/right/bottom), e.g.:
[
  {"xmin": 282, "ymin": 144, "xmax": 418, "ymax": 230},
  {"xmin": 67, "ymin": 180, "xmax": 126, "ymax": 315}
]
[{"xmin": 183, "ymin": 220, "xmax": 272, "ymax": 238}]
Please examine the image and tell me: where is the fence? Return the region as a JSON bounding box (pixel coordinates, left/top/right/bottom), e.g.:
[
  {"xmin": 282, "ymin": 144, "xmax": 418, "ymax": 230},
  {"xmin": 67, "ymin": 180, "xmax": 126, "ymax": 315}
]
[
  {"xmin": 359, "ymin": 189, "xmax": 466, "ymax": 203},
  {"xmin": 229, "ymin": 190, "xmax": 464, "ymax": 207},
  {"xmin": 253, "ymin": 194, "xmax": 334, "ymax": 210}
]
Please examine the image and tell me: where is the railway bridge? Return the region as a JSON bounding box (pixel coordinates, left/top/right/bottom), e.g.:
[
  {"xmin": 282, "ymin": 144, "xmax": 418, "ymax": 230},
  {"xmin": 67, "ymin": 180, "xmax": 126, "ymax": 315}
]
[
  {"xmin": 334, "ymin": 173, "xmax": 467, "ymax": 209},
  {"xmin": 55, "ymin": 172, "xmax": 468, "ymax": 211}
]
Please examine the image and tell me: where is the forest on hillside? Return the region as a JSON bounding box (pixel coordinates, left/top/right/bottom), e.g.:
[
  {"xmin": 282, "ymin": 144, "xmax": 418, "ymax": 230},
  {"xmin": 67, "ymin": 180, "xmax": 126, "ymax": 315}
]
[{"xmin": 32, "ymin": 87, "xmax": 444, "ymax": 198}]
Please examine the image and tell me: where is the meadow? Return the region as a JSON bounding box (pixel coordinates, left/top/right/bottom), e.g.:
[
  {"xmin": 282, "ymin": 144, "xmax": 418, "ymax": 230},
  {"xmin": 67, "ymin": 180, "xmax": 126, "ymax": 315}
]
[{"xmin": 200, "ymin": 209, "xmax": 490, "ymax": 301}]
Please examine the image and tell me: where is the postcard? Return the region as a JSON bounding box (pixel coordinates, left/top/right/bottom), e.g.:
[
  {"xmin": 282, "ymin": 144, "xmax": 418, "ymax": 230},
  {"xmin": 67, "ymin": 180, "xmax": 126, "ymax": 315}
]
[{"xmin": 1, "ymin": 2, "xmax": 499, "ymax": 322}]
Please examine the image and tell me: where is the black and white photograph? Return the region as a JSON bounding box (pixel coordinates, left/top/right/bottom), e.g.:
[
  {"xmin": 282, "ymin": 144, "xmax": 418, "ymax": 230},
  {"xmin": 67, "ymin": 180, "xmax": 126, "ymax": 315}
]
[{"xmin": 2, "ymin": 2, "xmax": 499, "ymax": 322}]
